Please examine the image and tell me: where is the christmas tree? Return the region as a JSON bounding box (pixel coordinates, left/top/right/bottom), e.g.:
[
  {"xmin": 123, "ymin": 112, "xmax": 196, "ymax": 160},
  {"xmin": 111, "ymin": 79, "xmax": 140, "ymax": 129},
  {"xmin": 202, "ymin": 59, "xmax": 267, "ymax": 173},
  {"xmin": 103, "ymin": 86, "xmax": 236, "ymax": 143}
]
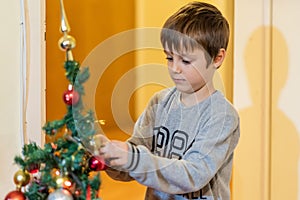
[{"xmin": 5, "ymin": 1, "xmax": 105, "ymax": 199}]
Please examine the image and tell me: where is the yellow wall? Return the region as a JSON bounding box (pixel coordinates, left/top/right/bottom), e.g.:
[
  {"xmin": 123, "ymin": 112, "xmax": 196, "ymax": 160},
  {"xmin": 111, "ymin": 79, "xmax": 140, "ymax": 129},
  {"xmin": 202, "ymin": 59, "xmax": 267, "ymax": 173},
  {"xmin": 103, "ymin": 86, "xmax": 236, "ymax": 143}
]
[
  {"xmin": 46, "ymin": 0, "xmax": 234, "ymax": 199},
  {"xmin": 46, "ymin": 0, "xmax": 136, "ymax": 135},
  {"xmin": 46, "ymin": 1, "xmax": 142, "ymax": 198},
  {"xmin": 135, "ymin": 0, "xmax": 234, "ymax": 112}
]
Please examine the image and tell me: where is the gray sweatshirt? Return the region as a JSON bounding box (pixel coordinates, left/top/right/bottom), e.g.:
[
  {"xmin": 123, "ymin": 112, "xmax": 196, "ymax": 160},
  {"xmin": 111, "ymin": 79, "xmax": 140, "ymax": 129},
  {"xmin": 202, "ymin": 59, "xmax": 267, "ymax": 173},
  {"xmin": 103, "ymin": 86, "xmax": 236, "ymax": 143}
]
[{"xmin": 106, "ymin": 87, "xmax": 240, "ymax": 200}]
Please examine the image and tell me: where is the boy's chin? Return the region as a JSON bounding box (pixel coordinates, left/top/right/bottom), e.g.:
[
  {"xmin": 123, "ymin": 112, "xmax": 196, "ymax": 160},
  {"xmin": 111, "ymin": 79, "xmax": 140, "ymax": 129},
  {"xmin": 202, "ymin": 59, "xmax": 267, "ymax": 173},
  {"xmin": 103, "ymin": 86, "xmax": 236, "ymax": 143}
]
[{"xmin": 175, "ymin": 85, "xmax": 194, "ymax": 94}]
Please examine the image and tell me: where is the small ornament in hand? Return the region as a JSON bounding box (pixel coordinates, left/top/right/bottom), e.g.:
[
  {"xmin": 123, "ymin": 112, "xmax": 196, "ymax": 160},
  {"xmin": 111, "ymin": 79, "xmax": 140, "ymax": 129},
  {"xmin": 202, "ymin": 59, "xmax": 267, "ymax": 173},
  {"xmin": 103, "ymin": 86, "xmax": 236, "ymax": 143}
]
[
  {"xmin": 81, "ymin": 134, "xmax": 109, "ymax": 170},
  {"xmin": 89, "ymin": 156, "xmax": 107, "ymax": 171}
]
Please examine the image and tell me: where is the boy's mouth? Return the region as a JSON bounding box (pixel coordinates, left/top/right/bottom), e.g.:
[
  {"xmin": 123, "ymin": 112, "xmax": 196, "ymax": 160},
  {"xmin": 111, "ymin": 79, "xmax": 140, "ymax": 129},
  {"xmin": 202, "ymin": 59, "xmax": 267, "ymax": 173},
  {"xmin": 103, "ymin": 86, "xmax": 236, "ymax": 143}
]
[{"xmin": 172, "ymin": 77, "xmax": 186, "ymax": 83}]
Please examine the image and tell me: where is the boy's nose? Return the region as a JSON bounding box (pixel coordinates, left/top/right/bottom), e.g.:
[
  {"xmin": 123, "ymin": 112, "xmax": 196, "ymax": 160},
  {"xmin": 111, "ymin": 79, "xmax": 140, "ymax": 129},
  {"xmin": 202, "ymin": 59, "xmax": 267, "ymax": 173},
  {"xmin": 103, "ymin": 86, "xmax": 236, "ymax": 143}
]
[{"xmin": 169, "ymin": 61, "xmax": 182, "ymax": 73}]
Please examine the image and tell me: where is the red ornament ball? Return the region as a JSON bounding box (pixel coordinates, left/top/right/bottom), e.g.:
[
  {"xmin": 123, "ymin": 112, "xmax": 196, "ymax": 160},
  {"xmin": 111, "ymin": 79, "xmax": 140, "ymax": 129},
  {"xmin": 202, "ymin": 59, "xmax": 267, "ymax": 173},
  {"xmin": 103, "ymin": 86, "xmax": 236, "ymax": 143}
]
[
  {"xmin": 63, "ymin": 87, "xmax": 80, "ymax": 106},
  {"xmin": 4, "ymin": 190, "xmax": 26, "ymax": 200},
  {"xmin": 89, "ymin": 156, "xmax": 107, "ymax": 171},
  {"xmin": 27, "ymin": 163, "xmax": 40, "ymax": 174}
]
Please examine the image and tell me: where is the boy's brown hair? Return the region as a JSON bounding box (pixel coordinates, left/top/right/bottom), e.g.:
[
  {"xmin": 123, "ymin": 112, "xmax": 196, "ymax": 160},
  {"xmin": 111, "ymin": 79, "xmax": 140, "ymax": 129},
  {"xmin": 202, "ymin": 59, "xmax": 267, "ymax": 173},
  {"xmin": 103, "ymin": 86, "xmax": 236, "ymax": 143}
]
[{"xmin": 160, "ymin": 1, "xmax": 229, "ymax": 62}]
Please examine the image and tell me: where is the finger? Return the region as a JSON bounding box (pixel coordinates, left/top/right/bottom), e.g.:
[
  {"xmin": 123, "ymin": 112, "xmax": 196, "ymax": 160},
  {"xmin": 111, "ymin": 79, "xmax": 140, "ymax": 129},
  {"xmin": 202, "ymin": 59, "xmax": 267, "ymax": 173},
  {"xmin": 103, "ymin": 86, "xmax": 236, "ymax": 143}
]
[
  {"xmin": 107, "ymin": 157, "xmax": 127, "ymax": 167},
  {"xmin": 98, "ymin": 145, "xmax": 108, "ymax": 155},
  {"xmin": 99, "ymin": 141, "xmax": 129, "ymax": 163},
  {"xmin": 99, "ymin": 142, "xmax": 114, "ymax": 158},
  {"xmin": 94, "ymin": 134, "xmax": 110, "ymax": 147}
]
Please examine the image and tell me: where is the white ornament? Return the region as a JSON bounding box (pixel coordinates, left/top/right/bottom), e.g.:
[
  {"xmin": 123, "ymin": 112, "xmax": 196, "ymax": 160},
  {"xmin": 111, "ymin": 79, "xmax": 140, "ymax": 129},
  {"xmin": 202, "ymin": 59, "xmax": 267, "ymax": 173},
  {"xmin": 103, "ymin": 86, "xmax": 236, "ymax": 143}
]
[{"xmin": 47, "ymin": 189, "xmax": 73, "ymax": 200}]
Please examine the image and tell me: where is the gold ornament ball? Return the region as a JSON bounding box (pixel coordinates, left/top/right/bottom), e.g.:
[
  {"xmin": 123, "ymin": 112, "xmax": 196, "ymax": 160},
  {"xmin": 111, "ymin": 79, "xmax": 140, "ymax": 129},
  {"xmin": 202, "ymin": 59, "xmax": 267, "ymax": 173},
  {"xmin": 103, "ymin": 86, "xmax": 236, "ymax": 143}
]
[
  {"xmin": 13, "ymin": 170, "xmax": 30, "ymax": 188},
  {"xmin": 58, "ymin": 35, "xmax": 76, "ymax": 51}
]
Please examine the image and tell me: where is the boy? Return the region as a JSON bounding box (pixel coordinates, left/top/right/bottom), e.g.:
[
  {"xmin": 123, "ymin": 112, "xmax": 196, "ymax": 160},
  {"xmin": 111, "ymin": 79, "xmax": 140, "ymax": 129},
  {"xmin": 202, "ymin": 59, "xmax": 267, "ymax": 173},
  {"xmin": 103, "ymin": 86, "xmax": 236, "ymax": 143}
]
[{"xmin": 99, "ymin": 2, "xmax": 240, "ymax": 200}]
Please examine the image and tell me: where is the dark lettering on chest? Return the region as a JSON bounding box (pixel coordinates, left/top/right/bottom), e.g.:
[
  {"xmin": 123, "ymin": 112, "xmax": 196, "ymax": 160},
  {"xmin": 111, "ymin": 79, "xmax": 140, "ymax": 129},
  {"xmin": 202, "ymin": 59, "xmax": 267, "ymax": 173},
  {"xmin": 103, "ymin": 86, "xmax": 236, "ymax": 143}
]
[
  {"xmin": 151, "ymin": 126, "xmax": 189, "ymax": 159},
  {"xmin": 182, "ymin": 189, "xmax": 207, "ymax": 199}
]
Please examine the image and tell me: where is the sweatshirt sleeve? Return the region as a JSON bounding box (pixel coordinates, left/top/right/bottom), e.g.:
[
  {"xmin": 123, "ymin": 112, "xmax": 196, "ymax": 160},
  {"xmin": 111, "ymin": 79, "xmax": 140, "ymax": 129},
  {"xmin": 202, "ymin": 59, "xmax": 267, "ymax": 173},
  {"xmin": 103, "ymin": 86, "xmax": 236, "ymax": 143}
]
[
  {"xmin": 121, "ymin": 105, "xmax": 240, "ymax": 195},
  {"xmin": 104, "ymin": 92, "xmax": 159, "ymax": 181}
]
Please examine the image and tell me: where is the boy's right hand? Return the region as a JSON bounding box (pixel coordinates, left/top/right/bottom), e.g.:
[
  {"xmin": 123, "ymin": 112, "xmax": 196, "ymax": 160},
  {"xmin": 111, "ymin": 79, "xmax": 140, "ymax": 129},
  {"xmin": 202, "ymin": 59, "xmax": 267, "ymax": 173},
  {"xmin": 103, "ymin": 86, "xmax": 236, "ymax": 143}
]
[{"xmin": 99, "ymin": 139, "xmax": 129, "ymax": 168}]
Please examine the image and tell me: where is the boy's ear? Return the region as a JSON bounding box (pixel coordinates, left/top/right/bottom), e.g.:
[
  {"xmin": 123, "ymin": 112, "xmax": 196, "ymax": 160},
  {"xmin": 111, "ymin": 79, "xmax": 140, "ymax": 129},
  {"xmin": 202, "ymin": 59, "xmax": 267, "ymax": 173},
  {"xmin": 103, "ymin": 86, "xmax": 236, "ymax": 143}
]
[{"xmin": 213, "ymin": 48, "xmax": 226, "ymax": 69}]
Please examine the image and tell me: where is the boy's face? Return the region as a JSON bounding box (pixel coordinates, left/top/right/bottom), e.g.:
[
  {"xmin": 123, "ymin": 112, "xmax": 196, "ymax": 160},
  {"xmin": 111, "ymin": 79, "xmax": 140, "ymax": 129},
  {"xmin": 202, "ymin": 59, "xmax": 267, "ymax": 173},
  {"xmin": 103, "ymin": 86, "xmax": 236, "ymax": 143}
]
[{"xmin": 164, "ymin": 46, "xmax": 216, "ymax": 95}]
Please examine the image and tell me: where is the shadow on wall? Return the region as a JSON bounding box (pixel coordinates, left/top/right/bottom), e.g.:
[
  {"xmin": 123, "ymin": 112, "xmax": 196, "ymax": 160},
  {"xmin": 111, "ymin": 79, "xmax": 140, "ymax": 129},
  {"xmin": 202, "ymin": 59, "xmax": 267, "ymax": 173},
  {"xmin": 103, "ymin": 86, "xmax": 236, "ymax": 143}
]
[
  {"xmin": 237, "ymin": 26, "xmax": 299, "ymax": 199},
  {"xmin": 268, "ymin": 26, "xmax": 300, "ymax": 200}
]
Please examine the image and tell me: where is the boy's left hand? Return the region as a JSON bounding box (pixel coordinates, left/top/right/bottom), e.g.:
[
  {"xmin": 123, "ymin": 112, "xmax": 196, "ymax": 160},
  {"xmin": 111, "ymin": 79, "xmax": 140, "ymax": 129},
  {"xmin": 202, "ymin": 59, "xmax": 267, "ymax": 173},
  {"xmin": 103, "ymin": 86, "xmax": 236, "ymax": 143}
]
[{"xmin": 99, "ymin": 140, "xmax": 129, "ymax": 167}]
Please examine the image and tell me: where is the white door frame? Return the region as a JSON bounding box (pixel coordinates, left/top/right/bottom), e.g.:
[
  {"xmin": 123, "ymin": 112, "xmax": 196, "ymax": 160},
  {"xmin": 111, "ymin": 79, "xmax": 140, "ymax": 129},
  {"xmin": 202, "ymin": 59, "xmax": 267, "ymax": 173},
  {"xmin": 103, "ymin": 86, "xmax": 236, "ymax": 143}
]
[{"xmin": 22, "ymin": 0, "xmax": 46, "ymax": 146}]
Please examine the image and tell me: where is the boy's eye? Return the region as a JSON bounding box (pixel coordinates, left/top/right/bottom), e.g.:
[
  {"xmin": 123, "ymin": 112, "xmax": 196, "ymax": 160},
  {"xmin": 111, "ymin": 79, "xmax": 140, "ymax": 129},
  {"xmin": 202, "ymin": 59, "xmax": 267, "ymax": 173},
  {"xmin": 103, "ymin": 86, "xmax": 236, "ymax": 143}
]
[
  {"xmin": 182, "ymin": 59, "xmax": 191, "ymax": 64},
  {"xmin": 166, "ymin": 57, "xmax": 173, "ymax": 61}
]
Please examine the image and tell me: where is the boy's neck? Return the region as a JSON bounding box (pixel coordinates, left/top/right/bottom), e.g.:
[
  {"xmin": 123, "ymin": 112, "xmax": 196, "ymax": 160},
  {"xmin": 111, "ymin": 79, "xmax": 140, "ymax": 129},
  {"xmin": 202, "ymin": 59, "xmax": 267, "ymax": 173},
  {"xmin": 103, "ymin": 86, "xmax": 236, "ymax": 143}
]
[{"xmin": 180, "ymin": 83, "xmax": 216, "ymax": 107}]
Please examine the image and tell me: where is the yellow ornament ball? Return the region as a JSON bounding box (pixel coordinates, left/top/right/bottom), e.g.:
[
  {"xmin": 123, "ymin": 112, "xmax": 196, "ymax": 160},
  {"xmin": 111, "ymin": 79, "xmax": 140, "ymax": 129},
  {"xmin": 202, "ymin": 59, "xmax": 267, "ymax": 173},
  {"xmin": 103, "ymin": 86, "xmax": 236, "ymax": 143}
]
[
  {"xmin": 58, "ymin": 34, "xmax": 76, "ymax": 51},
  {"xmin": 13, "ymin": 170, "xmax": 30, "ymax": 188}
]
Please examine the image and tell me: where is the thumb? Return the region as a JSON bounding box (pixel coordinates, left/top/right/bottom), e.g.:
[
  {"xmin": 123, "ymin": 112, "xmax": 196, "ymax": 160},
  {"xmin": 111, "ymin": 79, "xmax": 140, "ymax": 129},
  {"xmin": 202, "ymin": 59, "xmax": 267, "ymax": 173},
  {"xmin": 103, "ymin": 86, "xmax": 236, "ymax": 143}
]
[{"xmin": 94, "ymin": 134, "xmax": 110, "ymax": 147}]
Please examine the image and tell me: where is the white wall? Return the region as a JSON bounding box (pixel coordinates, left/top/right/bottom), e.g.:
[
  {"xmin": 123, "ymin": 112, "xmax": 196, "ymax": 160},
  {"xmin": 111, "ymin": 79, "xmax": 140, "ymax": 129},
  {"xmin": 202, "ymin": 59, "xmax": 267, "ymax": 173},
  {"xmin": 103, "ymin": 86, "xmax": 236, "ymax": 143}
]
[
  {"xmin": 0, "ymin": 1, "xmax": 23, "ymax": 196},
  {"xmin": 273, "ymin": 1, "xmax": 300, "ymax": 135},
  {"xmin": 271, "ymin": 1, "xmax": 300, "ymax": 199},
  {"xmin": 25, "ymin": 0, "xmax": 46, "ymax": 146},
  {"xmin": 233, "ymin": 1, "xmax": 272, "ymax": 199},
  {"xmin": 233, "ymin": 0, "xmax": 300, "ymax": 199},
  {"xmin": 0, "ymin": 1, "xmax": 45, "ymax": 198}
]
